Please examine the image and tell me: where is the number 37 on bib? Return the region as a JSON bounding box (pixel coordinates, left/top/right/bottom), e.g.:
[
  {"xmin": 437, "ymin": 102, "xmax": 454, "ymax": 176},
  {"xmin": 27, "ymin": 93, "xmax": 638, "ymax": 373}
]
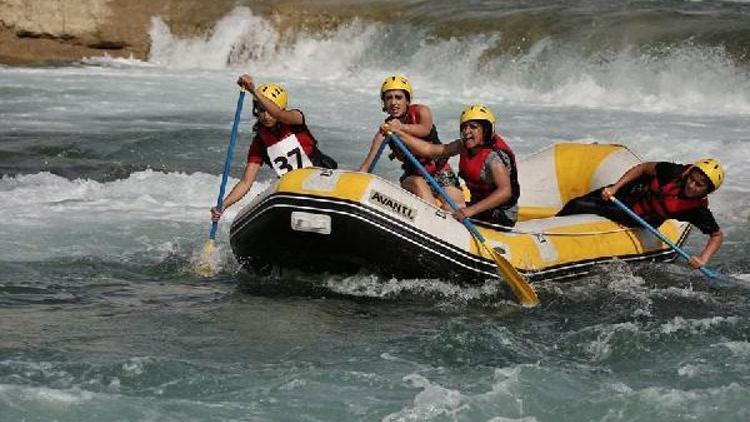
[{"xmin": 266, "ymin": 134, "xmax": 314, "ymax": 176}]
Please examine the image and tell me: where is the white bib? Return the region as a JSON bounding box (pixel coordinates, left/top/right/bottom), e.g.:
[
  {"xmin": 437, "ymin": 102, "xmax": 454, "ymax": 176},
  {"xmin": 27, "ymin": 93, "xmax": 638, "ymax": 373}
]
[{"xmin": 266, "ymin": 133, "xmax": 313, "ymax": 176}]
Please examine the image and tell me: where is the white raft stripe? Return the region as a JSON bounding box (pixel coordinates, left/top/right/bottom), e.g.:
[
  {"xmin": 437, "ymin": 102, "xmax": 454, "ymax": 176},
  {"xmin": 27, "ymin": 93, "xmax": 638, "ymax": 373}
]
[
  {"xmin": 233, "ymin": 194, "xmax": 489, "ymax": 265},
  {"xmin": 233, "ymin": 201, "xmax": 502, "ymax": 279}
]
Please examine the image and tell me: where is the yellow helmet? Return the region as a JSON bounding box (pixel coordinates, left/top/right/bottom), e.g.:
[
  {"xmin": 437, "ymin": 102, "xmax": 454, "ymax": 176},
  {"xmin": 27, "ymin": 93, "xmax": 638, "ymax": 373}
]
[
  {"xmin": 257, "ymin": 83, "xmax": 288, "ymax": 109},
  {"xmin": 380, "ymin": 75, "xmax": 413, "ymax": 100},
  {"xmin": 693, "ymin": 158, "xmax": 724, "ymax": 191},
  {"xmin": 460, "ymin": 104, "xmax": 496, "ymax": 130}
]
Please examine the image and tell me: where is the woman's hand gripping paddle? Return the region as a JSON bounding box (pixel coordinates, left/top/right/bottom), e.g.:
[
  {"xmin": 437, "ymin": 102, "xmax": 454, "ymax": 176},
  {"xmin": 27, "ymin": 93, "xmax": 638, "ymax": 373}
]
[
  {"xmin": 385, "ymin": 131, "xmax": 539, "ymax": 306},
  {"xmin": 195, "ymin": 90, "xmax": 246, "ymax": 276}
]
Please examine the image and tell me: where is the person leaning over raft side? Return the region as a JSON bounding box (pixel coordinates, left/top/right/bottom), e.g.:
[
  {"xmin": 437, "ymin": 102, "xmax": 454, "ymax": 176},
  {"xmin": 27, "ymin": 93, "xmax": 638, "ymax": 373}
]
[
  {"xmin": 387, "ymin": 104, "xmax": 521, "ymax": 227},
  {"xmin": 358, "ymin": 75, "xmax": 465, "ymax": 209},
  {"xmin": 211, "ymin": 74, "xmax": 337, "ymax": 222},
  {"xmin": 556, "ymin": 159, "xmax": 725, "ymax": 269}
]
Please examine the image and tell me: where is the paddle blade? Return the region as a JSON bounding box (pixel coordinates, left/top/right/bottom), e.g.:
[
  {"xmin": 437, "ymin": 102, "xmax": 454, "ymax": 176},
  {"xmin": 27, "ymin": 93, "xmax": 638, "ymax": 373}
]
[
  {"xmin": 709, "ymin": 272, "xmax": 750, "ymax": 289},
  {"xmin": 484, "ymin": 243, "xmax": 539, "ymax": 307},
  {"xmin": 194, "ymin": 239, "xmax": 218, "ymax": 277}
]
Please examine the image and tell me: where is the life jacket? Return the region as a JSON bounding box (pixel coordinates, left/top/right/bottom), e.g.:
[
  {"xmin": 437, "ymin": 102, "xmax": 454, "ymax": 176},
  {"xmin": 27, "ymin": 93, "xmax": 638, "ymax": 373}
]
[
  {"xmin": 254, "ymin": 121, "xmax": 321, "ymax": 175},
  {"xmin": 388, "ymin": 104, "xmax": 450, "ymax": 175},
  {"xmin": 256, "ymin": 123, "xmax": 317, "ymax": 156},
  {"xmin": 458, "ymin": 134, "xmax": 520, "ymax": 205},
  {"xmin": 630, "ymin": 175, "xmax": 708, "ymax": 224}
]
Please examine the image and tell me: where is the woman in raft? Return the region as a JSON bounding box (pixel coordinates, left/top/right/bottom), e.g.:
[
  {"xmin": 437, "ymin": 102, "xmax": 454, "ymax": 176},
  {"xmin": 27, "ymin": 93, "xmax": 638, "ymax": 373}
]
[
  {"xmin": 557, "ymin": 158, "xmax": 725, "ymax": 269},
  {"xmin": 387, "ymin": 104, "xmax": 520, "ymax": 226},
  {"xmin": 211, "ymin": 74, "xmax": 337, "ymax": 222},
  {"xmin": 358, "ymin": 75, "xmax": 465, "ymax": 209}
]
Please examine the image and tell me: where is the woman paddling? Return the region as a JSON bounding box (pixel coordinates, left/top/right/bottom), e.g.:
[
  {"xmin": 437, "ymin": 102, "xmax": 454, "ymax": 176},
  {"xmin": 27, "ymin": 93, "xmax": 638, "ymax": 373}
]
[
  {"xmin": 557, "ymin": 159, "xmax": 725, "ymax": 269},
  {"xmin": 211, "ymin": 74, "xmax": 336, "ymax": 222},
  {"xmin": 388, "ymin": 104, "xmax": 520, "ymax": 226},
  {"xmin": 359, "ymin": 75, "xmax": 464, "ymax": 209}
]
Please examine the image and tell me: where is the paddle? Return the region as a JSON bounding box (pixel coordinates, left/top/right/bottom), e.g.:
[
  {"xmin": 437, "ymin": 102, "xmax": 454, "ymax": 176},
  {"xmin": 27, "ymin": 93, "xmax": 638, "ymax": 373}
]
[
  {"xmin": 610, "ymin": 196, "xmax": 735, "ymax": 285},
  {"xmin": 367, "ymin": 133, "xmax": 390, "ymax": 172},
  {"xmin": 385, "ymin": 131, "xmax": 539, "ymax": 306},
  {"xmin": 196, "ymin": 89, "xmax": 246, "ymax": 276}
]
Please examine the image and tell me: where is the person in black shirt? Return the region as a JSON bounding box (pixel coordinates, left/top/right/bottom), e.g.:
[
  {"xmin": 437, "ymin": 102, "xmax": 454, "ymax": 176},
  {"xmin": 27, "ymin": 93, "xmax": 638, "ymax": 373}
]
[{"xmin": 557, "ymin": 159, "xmax": 725, "ymax": 269}]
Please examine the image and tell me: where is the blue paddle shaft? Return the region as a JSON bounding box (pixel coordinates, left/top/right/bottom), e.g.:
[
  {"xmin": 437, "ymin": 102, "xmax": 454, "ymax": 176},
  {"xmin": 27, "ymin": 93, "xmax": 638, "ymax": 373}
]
[
  {"xmin": 367, "ymin": 134, "xmax": 390, "ymax": 173},
  {"xmin": 209, "ymin": 90, "xmax": 246, "ymax": 240},
  {"xmin": 388, "ymin": 132, "xmax": 540, "ymax": 306},
  {"xmin": 610, "ymin": 197, "xmax": 718, "ymax": 279},
  {"xmin": 386, "ymin": 133, "xmax": 487, "ymax": 243}
]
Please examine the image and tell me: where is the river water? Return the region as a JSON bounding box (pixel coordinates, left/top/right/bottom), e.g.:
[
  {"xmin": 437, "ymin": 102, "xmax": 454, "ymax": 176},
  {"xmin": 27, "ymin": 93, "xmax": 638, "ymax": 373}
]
[{"xmin": 1, "ymin": 2, "xmax": 750, "ymax": 421}]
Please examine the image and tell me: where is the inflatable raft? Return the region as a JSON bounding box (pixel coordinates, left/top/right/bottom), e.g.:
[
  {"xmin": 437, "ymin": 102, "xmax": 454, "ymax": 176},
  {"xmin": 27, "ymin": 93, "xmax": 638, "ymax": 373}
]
[{"xmin": 229, "ymin": 143, "xmax": 690, "ymax": 283}]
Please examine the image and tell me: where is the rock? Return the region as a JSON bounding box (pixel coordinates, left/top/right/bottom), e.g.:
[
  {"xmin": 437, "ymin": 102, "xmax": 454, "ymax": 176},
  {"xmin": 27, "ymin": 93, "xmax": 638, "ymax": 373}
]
[
  {"xmin": 0, "ymin": 0, "xmax": 401, "ymax": 66},
  {"xmin": 0, "ymin": 0, "xmax": 235, "ymax": 65}
]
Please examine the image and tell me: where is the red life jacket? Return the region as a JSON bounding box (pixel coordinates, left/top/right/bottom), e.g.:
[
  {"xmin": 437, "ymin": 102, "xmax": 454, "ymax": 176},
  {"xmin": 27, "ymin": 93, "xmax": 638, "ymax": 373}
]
[
  {"xmin": 256, "ymin": 123, "xmax": 317, "ymax": 154},
  {"xmin": 389, "ymin": 104, "xmax": 450, "ymax": 175},
  {"xmin": 631, "ymin": 175, "xmax": 708, "ymax": 222},
  {"xmin": 251, "ymin": 121, "xmax": 318, "ymax": 167},
  {"xmin": 459, "ymin": 134, "xmax": 520, "ymax": 205}
]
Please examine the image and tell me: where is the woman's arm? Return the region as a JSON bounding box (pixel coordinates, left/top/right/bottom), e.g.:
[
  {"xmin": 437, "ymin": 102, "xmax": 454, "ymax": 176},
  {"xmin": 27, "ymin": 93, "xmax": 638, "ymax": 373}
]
[
  {"xmin": 358, "ymin": 131, "xmax": 387, "ymax": 172},
  {"xmin": 238, "ymin": 74, "xmax": 304, "ymax": 126},
  {"xmin": 602, "ymin": 162, "xmax": 658, "ymax": 200},
  {"xmin": 398, "ymin": 104, "xmax": 433, "ymax": 138},
  {"xmin": 390, "ymin": 124, "xmax": 460, "ymax": 158},
  {"xmin": 211, "ymin": 161, "xmax": 261, "ymax": 220},
  {"xmin": 688, "ymin": 229, "xmax": 723, "ymax": 269}
]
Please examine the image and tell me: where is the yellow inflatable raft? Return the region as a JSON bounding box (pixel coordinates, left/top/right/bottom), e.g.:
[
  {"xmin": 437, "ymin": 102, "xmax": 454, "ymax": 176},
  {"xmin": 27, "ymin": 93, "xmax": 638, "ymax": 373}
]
[{"xmin": 230, "ymin": 143, "xmax": 690, "ymax": 283}]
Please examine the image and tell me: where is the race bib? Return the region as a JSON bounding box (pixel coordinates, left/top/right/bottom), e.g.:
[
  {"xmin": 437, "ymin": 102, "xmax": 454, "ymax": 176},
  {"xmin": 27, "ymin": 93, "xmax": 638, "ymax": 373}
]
[{"xmin": 266, "ymin": 133, "xmax": 313, "ymax": 176}]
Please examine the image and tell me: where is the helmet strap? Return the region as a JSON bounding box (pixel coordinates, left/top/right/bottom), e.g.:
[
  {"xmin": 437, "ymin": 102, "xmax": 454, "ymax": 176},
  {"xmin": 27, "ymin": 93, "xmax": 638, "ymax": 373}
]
[{"xmin": 480, "ymin": 121, "xmax": 494, "ymax": 146}]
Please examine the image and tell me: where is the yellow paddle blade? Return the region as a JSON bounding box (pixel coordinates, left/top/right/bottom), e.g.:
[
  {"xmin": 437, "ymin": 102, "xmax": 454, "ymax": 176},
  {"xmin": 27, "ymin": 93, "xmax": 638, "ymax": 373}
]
[
  {"xmin": 194, "ymin": 239, "xmax": 217, "ymax": 277},
  {"xmin": 481, "ymin": 241, "xmax": 539, "ymax": 307}
]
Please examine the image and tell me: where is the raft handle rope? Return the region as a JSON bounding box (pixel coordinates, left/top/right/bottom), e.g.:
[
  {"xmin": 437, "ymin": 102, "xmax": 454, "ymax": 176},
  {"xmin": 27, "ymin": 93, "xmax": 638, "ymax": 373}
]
[{"xmin": 479, "ymin": 223, "xmax": 635, "ymax": 237}]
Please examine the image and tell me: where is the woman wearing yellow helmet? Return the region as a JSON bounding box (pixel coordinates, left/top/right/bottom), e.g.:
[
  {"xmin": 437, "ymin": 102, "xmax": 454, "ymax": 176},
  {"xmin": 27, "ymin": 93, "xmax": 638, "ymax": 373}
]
[
  {"xmin": 387, "ymin": 104, "xmax": 521, "ymax": 226},
  {"xmin": 558, "ymin": 159, "xmax": 725, "ymax": 269},
  {"xmin": 359, "ymin": 75, "xmax": 464, "ymax": 209},
  {"xmin": 211, "ymin": 73, "xmax": 337, "ymax": 222}
]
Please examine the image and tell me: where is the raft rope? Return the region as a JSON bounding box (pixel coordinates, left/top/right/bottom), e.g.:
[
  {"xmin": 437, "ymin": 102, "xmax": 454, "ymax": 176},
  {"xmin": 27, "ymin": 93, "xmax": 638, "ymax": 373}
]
[{"xmin": 476, "ymin": 223, "xmax": 639, "ymax": 237}]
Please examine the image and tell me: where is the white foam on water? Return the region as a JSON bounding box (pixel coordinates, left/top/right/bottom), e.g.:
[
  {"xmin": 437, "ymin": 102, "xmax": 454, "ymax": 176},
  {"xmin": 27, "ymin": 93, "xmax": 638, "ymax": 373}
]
[
  {"xmin": 324, "ymin": 273, "xmax": 505, "ymax": 302},
  {"xmin": 0, "ymin": 170, "xmax": 234, "ymax": 223},
  {"xmin": 677, "ymin": 363, "xmax": 716, "ymax": 378},
  {"xmin": 638, "ymin": 382, "xmax": 746, "ymax": 410},
  {"xmin": 145, "ymin": 7, "xmax": 750, "ymax": 116},
  {"xmin": 382, "ymin": 374, "xmax": 467, "ymax": 422},
  {"xmin": 652, "ymin": 286, "xmax": 711, "ymax": 301},
  {"xmin": 549, "ymin": 262, "xmax": 661, "ymax": 319},
  {"xmin": 121, "ymin": 357, "xmax": 151, "ymax": 376},
  {"xmin": 717, "ymin": 341, "xmax": 750, "ymax": 356},
  {"xmin": 149, "ymin": 8, "xmax": 277, "ymax": 70},
  {"xmin": 659, "ymin": 316, "xmax": 739, "ymax": 335},
  {"xmin": 0, "ymin": 384, "xmax": 94, "ymax": 404},
  {"xmin": 81, "ymin": 53, "xmax": 157, "ymax": 68},
  {"xmin": 381, "ymin": 365, "xmax": 543, "ymax": 422},
  {"xmin": 0, "ymin": 170, "xmax": 270, "ymax": 261},
  {"xmin": 583, "ymin": 322, "xmax": 640, "ymax": 362}
]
